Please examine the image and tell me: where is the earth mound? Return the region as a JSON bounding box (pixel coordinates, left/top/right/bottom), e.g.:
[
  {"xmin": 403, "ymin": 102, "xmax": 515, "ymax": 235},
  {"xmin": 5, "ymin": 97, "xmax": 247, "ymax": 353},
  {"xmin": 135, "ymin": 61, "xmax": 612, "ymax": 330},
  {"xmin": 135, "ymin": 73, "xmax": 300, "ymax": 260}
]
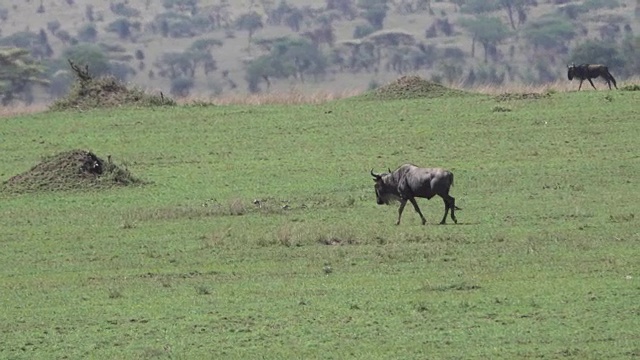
[
  {"xmin": 50, "ymin": 59, "xmax": 175, "ymax": 111},
  {"xmin": 362, "ymin": 75, "xmax": 467, "ymax": 100},
  {"xmin": 2, "ymin": 149, "xmax": 145, "ymax": 193}
]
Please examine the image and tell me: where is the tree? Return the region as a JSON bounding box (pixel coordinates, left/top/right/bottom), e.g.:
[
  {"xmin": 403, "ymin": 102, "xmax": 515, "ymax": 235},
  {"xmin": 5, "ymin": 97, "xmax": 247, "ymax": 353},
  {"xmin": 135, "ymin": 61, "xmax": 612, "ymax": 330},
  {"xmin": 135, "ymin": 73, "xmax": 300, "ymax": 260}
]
[
  {"xmin": 47, "ymin": 20, "xmax": 61, "ymax": 34},
  {"xmin": 522, "ymin": 14, "xmax": 575, "ymax": 54},
  {"xmin": 353, "ymin": 23, "xmax": 376, "ymax": 39},
  {"xmin": 461, "ymin": 0, "xmax": 501, "ymax": 14},
  {"xmin": 284, "ymin": 7, "xmax": 305, "ymax": 32},
  {"xmin": 569, "ymin": 40, "xmax": 624, "ymax": 71},
  {"xmin": 0, "ymin": 48, "xmax": 49, "ymax": 105},
  {"xmin": 109, "ymin": 2, "xmax": 141, "ymax": 17},
  {"xmin": 619, "ymin": 35, "xmax": 640, "ymax": 77},
  {"xmin": 0, "ymin": 30, "xmax": 53, "ymax": 60},
  {"xmin": 106, "ymin": 18, "xmax": 132, "ymax": 40},
  {"xmin": 459, "ymin": 16, "xmax": 511, "ymax": 62},
  {"xmin": 326, "ymin": 0, "xmax": 357, "ymax": 20},
  {"xmin": 244, "ymin": 37, "xmax": 328, "ymax": 92},
  {"xmin": 62, "ymin": 44, "xmax": 112, "ymax": 77},
  {"xmin": 163, "ymin": 0, "xmax": 199, "ymax": 15},
  {"xmin": 357, "ymin": 0, "xmax": 389, "ymax": 30},
  {"xmin": 235, "ymin": 11, "xmax": 264, "ymax": 54},
  {"xmin": 499, "ymin": 0, "xmax": 536, "ymax": 30},
  {"xmin": 77, "ymin": 23, "xmax": 98, "ymax": 42},
  {"xmin": 156, "ymin": 52, "xmax": 193, "ymax": 79}
]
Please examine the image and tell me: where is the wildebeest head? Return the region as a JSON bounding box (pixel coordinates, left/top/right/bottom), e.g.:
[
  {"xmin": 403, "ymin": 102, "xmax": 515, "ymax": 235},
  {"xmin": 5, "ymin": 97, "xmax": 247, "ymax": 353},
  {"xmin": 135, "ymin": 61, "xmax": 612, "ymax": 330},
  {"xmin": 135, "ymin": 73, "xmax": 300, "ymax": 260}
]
[
  {"xmin": 567, "ymin": 63, "xmax": 576, "ymax": 80},
  {"xmin": 371, "ymin": 169, "xmax": 399, "ymax": 205}
]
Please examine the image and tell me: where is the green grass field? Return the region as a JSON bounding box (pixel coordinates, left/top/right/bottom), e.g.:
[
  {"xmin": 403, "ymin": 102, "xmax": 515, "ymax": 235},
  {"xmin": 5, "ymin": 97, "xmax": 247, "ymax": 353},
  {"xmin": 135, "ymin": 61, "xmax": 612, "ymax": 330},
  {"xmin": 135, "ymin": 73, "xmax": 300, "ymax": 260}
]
[{"xmin": 1, "ymin": 88, "xmax": 639, "ymax": 358}]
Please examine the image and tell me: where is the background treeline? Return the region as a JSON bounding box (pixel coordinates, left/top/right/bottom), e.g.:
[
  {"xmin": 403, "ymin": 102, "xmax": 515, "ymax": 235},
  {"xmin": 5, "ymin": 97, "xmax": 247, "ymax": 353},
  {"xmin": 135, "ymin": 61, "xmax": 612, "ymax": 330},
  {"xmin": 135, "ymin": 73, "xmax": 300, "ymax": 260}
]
[{"xmin": 0, "ymin": 0, "xmax": 639, "ymax": 104}]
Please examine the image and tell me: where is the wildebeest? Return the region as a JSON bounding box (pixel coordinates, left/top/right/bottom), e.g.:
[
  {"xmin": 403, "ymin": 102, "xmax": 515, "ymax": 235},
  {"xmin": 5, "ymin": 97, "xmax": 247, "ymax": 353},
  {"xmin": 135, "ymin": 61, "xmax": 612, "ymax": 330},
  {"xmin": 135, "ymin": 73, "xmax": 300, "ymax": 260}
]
[
  {"xmin": 371, "ymin": 164, "xmax": 461, "ymax": 225},
  {"xmin": 567, "ymin": 63, "xmax": 617, "ymax": 90}
]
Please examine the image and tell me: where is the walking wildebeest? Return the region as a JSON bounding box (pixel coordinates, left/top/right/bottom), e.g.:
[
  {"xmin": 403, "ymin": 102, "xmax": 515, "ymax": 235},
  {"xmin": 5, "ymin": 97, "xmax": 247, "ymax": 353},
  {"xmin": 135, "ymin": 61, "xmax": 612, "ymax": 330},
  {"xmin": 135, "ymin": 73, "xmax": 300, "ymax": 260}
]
[
  {"xmin": 567, "ymin": 63, "xmax": 617, "ymax": 90},
  {"xmin": 371, "ymin": 164, "xmax": 461, "ymax": 225}
]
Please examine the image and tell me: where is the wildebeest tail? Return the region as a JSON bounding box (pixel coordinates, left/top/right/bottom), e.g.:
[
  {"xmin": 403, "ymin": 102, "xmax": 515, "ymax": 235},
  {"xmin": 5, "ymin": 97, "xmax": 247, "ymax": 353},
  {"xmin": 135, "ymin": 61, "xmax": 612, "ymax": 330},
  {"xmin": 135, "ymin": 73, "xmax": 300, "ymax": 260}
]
[{"xmin": 448, "ymin": 172, "xmax": 454, "ymax": 187}]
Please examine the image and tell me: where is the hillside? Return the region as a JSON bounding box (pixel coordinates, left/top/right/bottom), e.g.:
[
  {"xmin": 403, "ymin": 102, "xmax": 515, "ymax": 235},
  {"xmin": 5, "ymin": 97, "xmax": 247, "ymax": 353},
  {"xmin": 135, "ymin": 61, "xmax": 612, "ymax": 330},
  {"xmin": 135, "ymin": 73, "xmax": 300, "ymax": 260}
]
[{"xmin": 0, "ymin": 0, "xmax": 638, "ymax": 103}]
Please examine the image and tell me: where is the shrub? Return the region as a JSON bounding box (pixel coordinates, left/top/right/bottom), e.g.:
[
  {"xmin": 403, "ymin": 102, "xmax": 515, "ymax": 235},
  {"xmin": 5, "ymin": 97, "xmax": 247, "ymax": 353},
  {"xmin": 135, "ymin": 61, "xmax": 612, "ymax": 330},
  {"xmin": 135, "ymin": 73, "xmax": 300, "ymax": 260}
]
[{"xmin": 50, "ymin": 59, "xmax": 174, "ymax": 111}]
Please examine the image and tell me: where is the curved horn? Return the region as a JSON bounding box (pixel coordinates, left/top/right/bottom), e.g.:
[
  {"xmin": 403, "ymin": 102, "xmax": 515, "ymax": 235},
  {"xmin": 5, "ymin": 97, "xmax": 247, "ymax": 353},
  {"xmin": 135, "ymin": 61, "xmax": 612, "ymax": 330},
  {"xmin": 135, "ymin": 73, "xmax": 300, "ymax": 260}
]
[
  {"xmin": 388, "ymin": 168, "xmax": 392, "ymax": 173},
  {"xmin": 370, "ymin": 169, "xmax": 380, "ymax": 178}
]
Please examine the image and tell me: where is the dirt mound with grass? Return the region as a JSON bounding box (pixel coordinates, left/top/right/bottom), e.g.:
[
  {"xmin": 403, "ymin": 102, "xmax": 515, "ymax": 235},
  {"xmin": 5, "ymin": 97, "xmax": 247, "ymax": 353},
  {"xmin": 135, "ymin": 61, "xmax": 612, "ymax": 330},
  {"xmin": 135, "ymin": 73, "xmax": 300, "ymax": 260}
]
[
  {"xmin": 362, "ymin": 75, "xmax": 467, "ymax": 100},
  {"xmin": 2, "ymin": 149, "xmax": 145, "ymax": 193},
  {"xmin": 50, "ymin": 60, "xmax": 175, "ymax": 111}
]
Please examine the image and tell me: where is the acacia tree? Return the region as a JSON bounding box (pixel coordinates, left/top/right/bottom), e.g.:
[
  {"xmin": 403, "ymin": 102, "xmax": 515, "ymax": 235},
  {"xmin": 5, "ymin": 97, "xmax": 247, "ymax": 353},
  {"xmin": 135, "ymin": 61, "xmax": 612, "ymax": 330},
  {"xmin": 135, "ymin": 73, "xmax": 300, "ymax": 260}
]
[
  {"xmin": 522, "ymin": 14, "xmax": 575, "ymax": 55},
  {"xmin": 459, "ymin": 16, "xmax": 511, "ymax": 62},
  {"xmin": 499, "ymin": 0, "xmax": 536, "ymax": 30},
  {"xmin": 357, "ymin": 0, "xmax": 389, "ymax": 30},
  {"xmin": 0, "ymin": 48, "xmax": 49, "ymax": 105},
  {"xmin": 186, "ymin": 38, "xmax": 223, "ymax": 76},
  {"xmin": 326, "ymin": 0, "xmax": 357, "ymax": 19},
  {"xmin": 236, "ymin": 11, "xmax": 264, "ymax": 54},
  {"xmin": 244, "ymin": 37, "xmax": 328, "ymax": 92}
]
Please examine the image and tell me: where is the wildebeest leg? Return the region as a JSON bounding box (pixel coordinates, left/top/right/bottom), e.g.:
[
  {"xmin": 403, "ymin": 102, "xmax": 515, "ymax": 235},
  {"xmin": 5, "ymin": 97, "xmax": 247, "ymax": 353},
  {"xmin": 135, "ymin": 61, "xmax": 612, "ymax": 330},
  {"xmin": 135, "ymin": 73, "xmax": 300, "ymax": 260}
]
[
  {"xmin": 440, "ymin": 197, "xmax": 450, "ymax": 225},
  {"xmin": 408, "ymin": 198, "xmax": 427, "ymax": 225},
  {"xmin": 587, "ymin": 78, "xmax": 597, "ymax": 90},
  {"xmin": 578, "ymin": 79, "xmax": 583, "ymax": 90},
  {"xmin": 440, "ymin": 195, "xmax": 458, "ymax": 224},
  {"xmin": 396, "ymin": 199, "xmax": 408, "ymax": 225}
]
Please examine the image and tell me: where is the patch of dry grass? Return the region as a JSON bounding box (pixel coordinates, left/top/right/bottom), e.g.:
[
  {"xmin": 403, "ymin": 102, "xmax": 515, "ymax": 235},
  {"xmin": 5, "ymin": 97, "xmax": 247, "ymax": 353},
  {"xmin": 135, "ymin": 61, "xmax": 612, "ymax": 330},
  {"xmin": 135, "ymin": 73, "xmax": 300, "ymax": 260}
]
[
  {"xmin": 179, "ymin": 89, "xmax": 364, "ymax": 106},
  {"xmin": 4, "ymin": 75, "xmax": 639, "ymax": 115},
  {"xmin": 0, "ymin": 104, "xmax": 48, "ymax": 118}
]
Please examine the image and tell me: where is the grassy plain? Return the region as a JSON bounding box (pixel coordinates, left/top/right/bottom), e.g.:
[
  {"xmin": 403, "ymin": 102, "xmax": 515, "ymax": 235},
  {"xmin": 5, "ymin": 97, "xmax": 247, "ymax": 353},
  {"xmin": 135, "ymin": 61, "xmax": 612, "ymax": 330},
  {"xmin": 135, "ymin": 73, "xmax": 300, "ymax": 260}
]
[{"xmin": 1, "ymin": 88, "xmax": 639, "ymax": 359}]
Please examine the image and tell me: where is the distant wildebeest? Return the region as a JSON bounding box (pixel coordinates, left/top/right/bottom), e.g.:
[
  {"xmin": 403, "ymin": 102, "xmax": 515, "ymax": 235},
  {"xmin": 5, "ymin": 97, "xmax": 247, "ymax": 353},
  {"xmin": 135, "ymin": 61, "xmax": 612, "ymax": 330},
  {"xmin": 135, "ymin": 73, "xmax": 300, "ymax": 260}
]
[
  {"xmin": 567, "ymin": 63, "xmax": 618, "ymax": 90},
  {"xmin": 371, "ymin": 164, "xmax": 461, "ymax": 225}
]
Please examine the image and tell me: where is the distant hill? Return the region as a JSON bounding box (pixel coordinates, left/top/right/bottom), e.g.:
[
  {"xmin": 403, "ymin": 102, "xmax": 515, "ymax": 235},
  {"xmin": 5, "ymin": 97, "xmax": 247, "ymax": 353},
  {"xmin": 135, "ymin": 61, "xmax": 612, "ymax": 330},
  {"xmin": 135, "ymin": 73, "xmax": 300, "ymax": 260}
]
[{"xmin": 0, "ymin": 0, "xmax": 638, "ymax": 103}]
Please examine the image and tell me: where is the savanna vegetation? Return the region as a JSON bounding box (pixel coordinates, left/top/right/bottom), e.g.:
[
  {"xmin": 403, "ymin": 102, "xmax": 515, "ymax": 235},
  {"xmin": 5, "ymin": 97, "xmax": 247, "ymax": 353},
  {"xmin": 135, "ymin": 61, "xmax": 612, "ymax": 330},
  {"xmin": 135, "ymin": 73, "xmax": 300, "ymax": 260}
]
[
  {"xmin": 1, "ymin": 75, "xmax": 639, "ymax": 358},
  {"xmin": 1, "ymin": 0, "xmax": 640, "ymax": 105}
]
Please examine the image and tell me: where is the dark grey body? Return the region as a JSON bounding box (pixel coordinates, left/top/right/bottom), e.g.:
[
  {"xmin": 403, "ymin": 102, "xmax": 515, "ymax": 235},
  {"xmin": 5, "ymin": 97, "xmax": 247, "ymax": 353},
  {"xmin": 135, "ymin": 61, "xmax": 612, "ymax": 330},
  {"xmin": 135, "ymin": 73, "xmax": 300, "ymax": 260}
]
[
  {"xmin": 567, "ymin": 63, "xmax": 617, "ymax": 90},
  {"xmin": 371, "ymin": 164, "xmax": 461, "ymax": 225}
]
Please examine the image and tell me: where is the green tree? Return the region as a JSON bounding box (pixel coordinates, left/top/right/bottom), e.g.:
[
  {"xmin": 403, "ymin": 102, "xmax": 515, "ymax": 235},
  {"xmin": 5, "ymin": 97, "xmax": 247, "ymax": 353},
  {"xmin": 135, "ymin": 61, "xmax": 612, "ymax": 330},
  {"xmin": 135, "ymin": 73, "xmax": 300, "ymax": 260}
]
[
  {"xmin": 0, "ymin": 30, "xmax": 53, "ymax": 59},
  {"xmin": 619, "ymin": 35, "xmax": 640, "ymax": 77},
  {"xmin": 106, "ymin": 18, "xmax": 132, "ymax": 40},
  {"xmin": 569, "ymin": 40, "xmax": 625, "ymax": 71},
  {"xmin": 236, "ymin": 11, "xmax": 264, "ymax": 54},
  {"xmin": 62, "ymin": 44, "xmax": 112, "ymax": 76},
  {"xmin": 499, "ymin": 0, "xmax": 536, "ymax": 30},
  {"xmin": 357, "ymin": 0, "xmax": 389, "ymax": 30},
  {"xmin": 170, "ymin": 76, "xmax": 194, "ymax": 97},
  {"xmin": 244, "ymin": 37, "xmax": 328, "ymax": 92},
  {"xmin": 0, "ymin": 48, "xmax": 49, "ymax": 105},
  {"xmin": 326, "ymin": 0, "xmax": 357, "ymax": 20},
  {"xmin": 461, "ymin": 0, "xmax": 500, "ymax": 14},
  {"xmin": 109, "ymin": 2, "xmax": 141, "ymax": 17},
  {"xmin": 156, "ymin": 52, "xmax": 193, "ymax": 79},
  {"xmin": 77, "ymin": 23, "xmax": 98, "ymax": 42},
  {"xmin": 187, "ymin": 38, "xmax": 223, "ymax": 76},
  {"xmin": 459, "ymin": 16, "xmax": 511, "ymax": 62},
  {"xmin": 522, "ymin": 14, "xmax": 575, "ymax": 53},
  {"xmin": 163, "ymin": 0, "xmax": 199, "ymax": 15}
]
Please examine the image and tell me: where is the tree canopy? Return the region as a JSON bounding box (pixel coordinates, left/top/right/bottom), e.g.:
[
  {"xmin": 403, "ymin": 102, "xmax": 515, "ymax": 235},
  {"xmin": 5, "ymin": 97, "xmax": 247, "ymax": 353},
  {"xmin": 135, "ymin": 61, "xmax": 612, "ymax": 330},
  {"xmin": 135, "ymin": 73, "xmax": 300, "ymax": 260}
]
[{"xmin": 0, "ymin": 48, "xmax": 49, "ymax": 105}]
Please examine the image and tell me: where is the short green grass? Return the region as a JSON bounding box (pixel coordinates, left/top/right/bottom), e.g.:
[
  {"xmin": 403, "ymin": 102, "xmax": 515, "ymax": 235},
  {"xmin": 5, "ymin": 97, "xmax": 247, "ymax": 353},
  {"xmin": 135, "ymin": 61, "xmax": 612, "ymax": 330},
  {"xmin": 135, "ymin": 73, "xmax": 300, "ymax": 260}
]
[{"xmin": 1, "ymin": 90, "xmax": 639, "ymax": 359}]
